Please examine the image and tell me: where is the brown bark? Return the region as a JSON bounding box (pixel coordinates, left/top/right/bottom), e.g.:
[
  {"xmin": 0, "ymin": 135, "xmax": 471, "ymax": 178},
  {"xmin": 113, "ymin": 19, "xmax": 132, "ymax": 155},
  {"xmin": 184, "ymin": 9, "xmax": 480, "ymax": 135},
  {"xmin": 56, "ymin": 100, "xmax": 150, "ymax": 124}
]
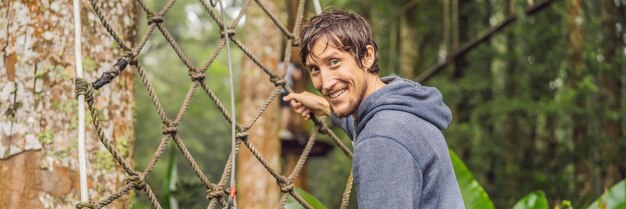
[
  {"xmin": 567, "ymin": 0, "xmax": 592, "ymax": 199},
  {"xmin": 0, "ymin": 0, "xmax": 136, "ymax": 208},
  {"xmin": 399, "ymin": 3, "xmax": 418, "ymax": 78},
  {"xmin": 503, "ymin": 0, "xmax": 520, "ymax": 196},
  {"xmin": 236, "ymin": 0, "xmax": 282, "ymax": 208},
  {"xmin": 400, "ymin": 9, "xmax": 419, "ymax": 78},
  {"xmin": 598, "ymin": 0, "xmax": 625, "ymax": 188}
]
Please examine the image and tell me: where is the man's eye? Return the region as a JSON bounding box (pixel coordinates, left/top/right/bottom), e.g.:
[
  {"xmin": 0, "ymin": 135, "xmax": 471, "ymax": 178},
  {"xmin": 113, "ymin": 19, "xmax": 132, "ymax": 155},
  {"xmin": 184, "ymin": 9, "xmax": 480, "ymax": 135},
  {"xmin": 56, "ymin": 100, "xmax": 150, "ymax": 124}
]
[
  {"xmin": 309, "ymin": 67, "xmax": 320, "ymax": 74},
  {"xmin": 330, "ymin": 59, "xmax": 340, "ymax": 66}
]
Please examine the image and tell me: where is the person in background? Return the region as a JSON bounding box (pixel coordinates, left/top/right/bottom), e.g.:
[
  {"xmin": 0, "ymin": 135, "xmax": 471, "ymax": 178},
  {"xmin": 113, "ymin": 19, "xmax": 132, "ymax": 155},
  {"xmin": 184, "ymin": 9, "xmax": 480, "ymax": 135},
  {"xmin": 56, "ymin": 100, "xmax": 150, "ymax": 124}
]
[{"xmin": 278, "ymin": 62, "xmax": 304, "ymax": 140}]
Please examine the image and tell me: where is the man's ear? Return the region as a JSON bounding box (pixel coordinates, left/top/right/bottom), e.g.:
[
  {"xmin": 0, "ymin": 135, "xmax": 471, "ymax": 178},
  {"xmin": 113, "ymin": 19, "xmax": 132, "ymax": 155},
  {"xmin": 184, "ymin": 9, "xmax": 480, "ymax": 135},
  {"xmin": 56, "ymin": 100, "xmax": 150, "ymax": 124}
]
[{"xmin": 361, "ymin": 45, "xmax": 375, "ymax": 71}]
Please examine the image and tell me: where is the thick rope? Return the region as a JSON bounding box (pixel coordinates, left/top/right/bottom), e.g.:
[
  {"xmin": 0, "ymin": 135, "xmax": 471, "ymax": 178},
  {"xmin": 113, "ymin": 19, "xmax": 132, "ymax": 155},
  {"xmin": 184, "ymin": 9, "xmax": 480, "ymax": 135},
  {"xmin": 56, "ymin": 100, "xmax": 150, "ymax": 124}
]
[
  {"xmin": 340, "ymin": 172, "xmax": 354, "ymax": 209},
  {"xmin": 78, "ymin": 0, "xmax": 356, "ymax": 208},
  {"xmin": 241, "ymin": 88, "xmax": 281, "ymax": 131},
  {"xmin": 171, "ymin": 134, "xmax": 214, "ymax": 188},
  {"xmin": 141, "ymin": 135, "xmax": 171, "ymax": 177},
  {"xmin": 254, "ymin": 0, "xmax": 295, "ymax": 39},
  {"xmin": 87, "ymin": 0, "xmax": 131, "ymax": 51},
  {"xmin": 287, "ymin": 131, "xmax": 318, "ymax": 181}
]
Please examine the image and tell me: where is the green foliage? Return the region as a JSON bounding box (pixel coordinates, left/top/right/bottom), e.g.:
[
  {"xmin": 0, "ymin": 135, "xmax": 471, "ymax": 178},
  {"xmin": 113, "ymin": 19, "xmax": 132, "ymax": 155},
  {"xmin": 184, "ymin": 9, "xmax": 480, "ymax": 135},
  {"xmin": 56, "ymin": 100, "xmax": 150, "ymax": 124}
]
[
  {"xmin": 450, "ymin": 150, "xmax": 496, "ymax": 209},
  {"xmin": 162, "ymin": 143, "xmax": 179, "ymax": 209},
  {"xmin": 285, "ymin": 188, "xmax": 328, "ymax": 209},
  {"xmin": 560, "ymin": 200, "xmax": 574, "ymax": 209},
  {"xmin": 82, "ymin": 57, "xmax": 99, "ymax": 72},
  {"xmin": 93, "ymin": 150, "xmax": 114, "ymax": 171},
  {"xmin": 38, "ymin": 130, "xmax": 54, "ymax": 145},
  {"xmin": 512, "ymin": 191, "xmax": 549, "ymax": 209},
  {"xmin": 586, "ymin": 179, "xmax": 626, "ymax": 209},
  {"xmin": 129, "ymin": 0, "xmax": 626, "ymax": 208}
]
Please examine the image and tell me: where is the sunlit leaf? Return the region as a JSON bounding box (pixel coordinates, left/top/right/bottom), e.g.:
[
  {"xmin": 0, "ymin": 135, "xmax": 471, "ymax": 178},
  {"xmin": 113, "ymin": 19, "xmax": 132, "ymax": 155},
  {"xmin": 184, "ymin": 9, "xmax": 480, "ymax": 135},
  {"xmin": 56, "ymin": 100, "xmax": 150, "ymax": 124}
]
[
  {"xmin": 285, "ymin": 188, "xmax": 328, "ymax": 209},
  {"xmin": 586, "ymin": 179, "xmax": 626, "ymax": 209},
  {"xmin": 512, "ymin": 191, "xmax": 549, "ymax": 209},
  {"xmin": 450, "ymin": 149, "xmax": 496, "ymax": 209}
]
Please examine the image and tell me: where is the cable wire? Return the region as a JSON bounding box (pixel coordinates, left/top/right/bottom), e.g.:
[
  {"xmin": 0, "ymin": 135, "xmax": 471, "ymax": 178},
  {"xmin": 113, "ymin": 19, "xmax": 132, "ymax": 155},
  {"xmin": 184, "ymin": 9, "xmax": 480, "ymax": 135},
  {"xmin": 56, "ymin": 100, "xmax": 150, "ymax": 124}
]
[
  {"xmin": 72, "ymin": 0, "xmax": 89, "ymax": 202},
  {"xmin": 217, "ymin": 0, "xmax": 238, "ymax": 207}
]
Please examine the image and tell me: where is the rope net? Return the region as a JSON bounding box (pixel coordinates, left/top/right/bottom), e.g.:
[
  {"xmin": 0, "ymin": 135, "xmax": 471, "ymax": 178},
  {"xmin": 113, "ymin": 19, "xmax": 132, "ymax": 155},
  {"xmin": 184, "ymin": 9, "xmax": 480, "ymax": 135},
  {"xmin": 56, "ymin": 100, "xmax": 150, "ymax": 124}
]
[{"xmin": 73, "ymin": 0, "xmax": 354, "ymax": 208}]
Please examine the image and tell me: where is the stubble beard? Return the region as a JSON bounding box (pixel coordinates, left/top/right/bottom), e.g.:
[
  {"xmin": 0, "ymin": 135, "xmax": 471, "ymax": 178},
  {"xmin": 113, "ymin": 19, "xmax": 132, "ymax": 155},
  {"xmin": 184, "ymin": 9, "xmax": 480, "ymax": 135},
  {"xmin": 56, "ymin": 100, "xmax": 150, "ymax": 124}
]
[{"xmin": 330, "ymin": 85, "xmax": 366, "ymax": 118}]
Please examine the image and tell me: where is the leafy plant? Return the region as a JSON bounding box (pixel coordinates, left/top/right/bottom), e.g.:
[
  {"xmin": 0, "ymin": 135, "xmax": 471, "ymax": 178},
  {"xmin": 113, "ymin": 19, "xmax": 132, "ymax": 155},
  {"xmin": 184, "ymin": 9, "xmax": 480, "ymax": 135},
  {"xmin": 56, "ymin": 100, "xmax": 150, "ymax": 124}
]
[
  {"xmin": 586, "ymin": 179, "xmax": 626, "ymax": 209},
  {"xmin": 450, "ymin": 149, "xmax": 496, "ymax": 209},
  {"xmin": 163, "ymin": 143, "xmax": 179, "ymax": 209},
  {"xmin": 512, "ymin": 191, "xmax": 549, "ymax": 209},
  {"xmin": 284, "ymin": 188, "xmax": 328, "ymax": 209}
]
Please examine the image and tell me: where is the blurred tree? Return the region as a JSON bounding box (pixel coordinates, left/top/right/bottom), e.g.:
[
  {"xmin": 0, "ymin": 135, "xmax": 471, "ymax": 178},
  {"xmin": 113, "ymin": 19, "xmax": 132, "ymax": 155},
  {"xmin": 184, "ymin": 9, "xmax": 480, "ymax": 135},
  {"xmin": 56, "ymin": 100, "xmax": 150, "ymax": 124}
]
[
  {"xmin": 399, "ymin": 0, "xmax": 419, "ymax": 78},
  {"xmin": 237, "ymin": 0, "xmax": 283, "ymax": 208},
  {"xmin": 598, "ymin": 0, "xmax": 625, "ymax": 189}
]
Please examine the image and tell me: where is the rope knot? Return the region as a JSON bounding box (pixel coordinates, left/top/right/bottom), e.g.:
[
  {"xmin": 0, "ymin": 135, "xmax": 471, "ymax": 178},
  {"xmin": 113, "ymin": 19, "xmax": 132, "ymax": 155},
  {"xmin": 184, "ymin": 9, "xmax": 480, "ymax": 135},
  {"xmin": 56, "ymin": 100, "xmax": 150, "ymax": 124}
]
[
  {"xmin": 75, "ymin": 78, "xmax": 94, "ymax": 101},
  {"xmin": 220, "ymin": 28, "xmax": 236, "ymax": 38},
  {"xmin": 291, "ymin": 39, "xmax": 300, "ymax": 47},
  {"xmin": 123, "ymin": 51, "xmax": 137, "ymax": 65},
  {"xmin": 206, "ymin": 186, "xmax": 225, "ymax": 200},
  {"xmin": 278, "ymin": 178, "xmax": 294, "ymax": 193},
  {"xmin": 75, "ymin": 201, "xmax": 96, "ymax": 209},
  {"xmin": 190, "ymin": 72, "xmax": 206, "ymax": 81},
  {"xmin": 161, "ymin": 126, "xmax": 179, "ymax": 135},
  {"xmin": 236, "ymin": 131, "xmax": 248, "ymax": 140},
  {"xmin": 270, "ymin": 77, "xmax": 286, "ymax": 87},
  {"xmin": 147, "ymin": 14, "xmax": 164, "ymax": 25},
  {"xmin": 316, "ymin": 124, "xmax": 329, "ymax": 135},
  {"xmin": 125, "ymin": 173, "xmax": 146, "ymax": 190}
]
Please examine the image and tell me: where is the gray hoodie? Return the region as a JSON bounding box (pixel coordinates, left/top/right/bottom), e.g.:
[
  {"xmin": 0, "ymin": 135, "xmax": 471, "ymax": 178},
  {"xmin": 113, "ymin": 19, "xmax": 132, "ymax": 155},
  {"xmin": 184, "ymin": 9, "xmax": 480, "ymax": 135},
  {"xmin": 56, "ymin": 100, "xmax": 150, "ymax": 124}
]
[{"xmin": 331, "ymin": 76, "xmax": 465, "ymax": 209}]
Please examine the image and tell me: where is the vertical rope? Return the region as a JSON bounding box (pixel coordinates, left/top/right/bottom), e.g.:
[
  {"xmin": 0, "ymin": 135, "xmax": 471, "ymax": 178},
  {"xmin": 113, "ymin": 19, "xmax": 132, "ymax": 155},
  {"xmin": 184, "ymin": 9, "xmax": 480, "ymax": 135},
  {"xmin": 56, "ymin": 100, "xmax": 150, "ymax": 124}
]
[
  {"xmin": 217, "ymin": 0, "xmax": 238, "ymax": 207},
  {"xmin": 312, "ymin": 0, "xmax": 322, "ymax": 14},
  {"xmin": 72, "ymin": 0, "xmax": 88, "ymax": 202}
]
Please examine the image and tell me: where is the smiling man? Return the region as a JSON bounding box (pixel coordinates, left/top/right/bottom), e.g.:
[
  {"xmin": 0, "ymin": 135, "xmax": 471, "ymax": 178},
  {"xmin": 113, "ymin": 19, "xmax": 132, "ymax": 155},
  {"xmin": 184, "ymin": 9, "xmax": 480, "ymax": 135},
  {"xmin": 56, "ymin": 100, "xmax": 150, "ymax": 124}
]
[{"xmin": 283, "ymin": 9, "xmax": 465, "ymax": 209}]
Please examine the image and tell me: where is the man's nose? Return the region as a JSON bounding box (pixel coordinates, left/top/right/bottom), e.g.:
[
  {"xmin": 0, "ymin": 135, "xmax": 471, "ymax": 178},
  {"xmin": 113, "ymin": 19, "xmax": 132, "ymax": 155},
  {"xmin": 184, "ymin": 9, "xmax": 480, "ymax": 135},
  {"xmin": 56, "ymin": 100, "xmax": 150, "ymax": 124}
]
[{"xmin": 320, "ymin": 69, "xmax": 336, "ymax": 92}]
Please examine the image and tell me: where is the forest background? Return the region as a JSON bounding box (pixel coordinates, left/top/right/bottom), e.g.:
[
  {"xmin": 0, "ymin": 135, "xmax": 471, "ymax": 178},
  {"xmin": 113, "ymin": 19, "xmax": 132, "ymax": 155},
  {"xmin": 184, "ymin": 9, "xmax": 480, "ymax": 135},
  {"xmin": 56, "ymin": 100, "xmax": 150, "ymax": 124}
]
[
  {"xmin": 132, "ymin": 0, "xmax": 626, "ymax": 208},
  {"xmin": 1, "ymin": 0, "xmax": 624, "ymax": 208}
]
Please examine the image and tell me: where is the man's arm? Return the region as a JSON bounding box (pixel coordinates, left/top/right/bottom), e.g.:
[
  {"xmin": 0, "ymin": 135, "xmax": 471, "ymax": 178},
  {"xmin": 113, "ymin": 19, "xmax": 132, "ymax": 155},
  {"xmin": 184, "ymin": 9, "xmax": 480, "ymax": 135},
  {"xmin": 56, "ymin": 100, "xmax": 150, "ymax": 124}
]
[
  {"xmin": 283, "ymin": 91, "xmax": 358, "ymax": 139},
  {"xmin": 282, "ymin": 91, "xmax": 330, "ymax": 120},
  {"xmin": 354, "ymin": 136, "xmax": 422, "ymax": 209}
]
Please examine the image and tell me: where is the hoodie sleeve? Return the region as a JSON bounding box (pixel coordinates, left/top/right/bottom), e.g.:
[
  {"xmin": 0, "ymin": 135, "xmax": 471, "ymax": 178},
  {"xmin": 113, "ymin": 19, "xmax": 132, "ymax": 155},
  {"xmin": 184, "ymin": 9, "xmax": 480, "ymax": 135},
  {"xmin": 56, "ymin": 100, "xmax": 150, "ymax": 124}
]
[
  {"xmin": 353, "ymin": 136, "xmax": 422, "ymax": 209},
  {"xmin": 330, "ymin": 114, "xmax": 356, "ymax": 140}
]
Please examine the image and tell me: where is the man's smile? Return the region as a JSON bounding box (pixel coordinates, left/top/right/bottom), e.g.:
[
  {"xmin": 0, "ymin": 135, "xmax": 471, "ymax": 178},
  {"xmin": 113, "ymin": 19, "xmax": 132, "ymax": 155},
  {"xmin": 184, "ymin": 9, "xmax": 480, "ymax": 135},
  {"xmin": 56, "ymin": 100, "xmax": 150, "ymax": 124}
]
[{"xmin": 327, "ymin": 88, "xmax": 347, "ymax": 99}]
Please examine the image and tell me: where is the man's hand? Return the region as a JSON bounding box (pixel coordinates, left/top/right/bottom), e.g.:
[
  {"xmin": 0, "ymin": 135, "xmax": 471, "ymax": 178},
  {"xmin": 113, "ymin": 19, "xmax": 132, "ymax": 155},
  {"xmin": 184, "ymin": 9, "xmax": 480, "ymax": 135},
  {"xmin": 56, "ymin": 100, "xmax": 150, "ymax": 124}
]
[{"xmin": 282, "ymin": 91, "xmax": 331, "ymax": 120}]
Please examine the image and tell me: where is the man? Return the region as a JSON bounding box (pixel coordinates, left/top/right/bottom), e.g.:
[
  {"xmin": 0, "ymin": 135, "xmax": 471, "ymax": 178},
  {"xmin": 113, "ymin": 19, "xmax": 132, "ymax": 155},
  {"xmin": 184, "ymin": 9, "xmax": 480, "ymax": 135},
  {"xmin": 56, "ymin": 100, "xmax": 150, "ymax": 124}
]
[{"xmin": 282, "ymin": 9, "xmax": 466, "ymax": 208}]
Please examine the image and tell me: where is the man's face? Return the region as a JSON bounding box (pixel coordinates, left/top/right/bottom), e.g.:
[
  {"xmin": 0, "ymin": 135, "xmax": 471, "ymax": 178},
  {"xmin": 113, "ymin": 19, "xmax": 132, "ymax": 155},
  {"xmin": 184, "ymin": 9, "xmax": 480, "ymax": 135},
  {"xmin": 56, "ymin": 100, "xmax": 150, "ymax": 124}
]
[{"xmin": 305, "ymin": 38, "xmax": 371, "ymax": 118}]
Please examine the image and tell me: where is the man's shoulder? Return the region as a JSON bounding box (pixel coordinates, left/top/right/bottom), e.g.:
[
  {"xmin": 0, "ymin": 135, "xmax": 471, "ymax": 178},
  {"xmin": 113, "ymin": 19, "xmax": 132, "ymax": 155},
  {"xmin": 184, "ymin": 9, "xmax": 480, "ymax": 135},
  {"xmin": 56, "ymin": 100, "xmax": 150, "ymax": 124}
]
[
  {"xmin": 358, "ymin": 109, "xmax": 448, "ymax": 155},
  {"xmin": 364, "ymin": 109, "xmax": 441, "ymax": 135}
]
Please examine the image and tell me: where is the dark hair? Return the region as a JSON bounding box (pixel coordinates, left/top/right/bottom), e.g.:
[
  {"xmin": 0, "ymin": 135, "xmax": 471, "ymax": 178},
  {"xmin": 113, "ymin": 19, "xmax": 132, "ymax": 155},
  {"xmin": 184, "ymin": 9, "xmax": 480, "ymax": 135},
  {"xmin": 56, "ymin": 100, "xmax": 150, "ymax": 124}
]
[{"xmin": 300, "ymin": 9, "xmax": 379, "ymax": 73}]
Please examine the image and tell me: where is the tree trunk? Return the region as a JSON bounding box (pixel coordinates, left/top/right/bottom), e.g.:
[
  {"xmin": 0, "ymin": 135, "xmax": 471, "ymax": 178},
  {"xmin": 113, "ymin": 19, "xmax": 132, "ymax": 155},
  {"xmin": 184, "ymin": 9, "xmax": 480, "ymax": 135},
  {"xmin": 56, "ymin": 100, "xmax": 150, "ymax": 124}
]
[
  {"xmin": 399, "ymin": 2, "xmax": 418, "ymax": 78},
  {"xmin": 566, "ymin": 0, "xmax": 592, "ymax": 201},
  {"xmin": 237, "ymin": 0, "xmax": 282, "ymax": 208},
  {"xmin": 503, "ymin": 0, "xmax": 521, "ymax": 199},
  {"xmin": 598, "ymin": 0, "xmax": 625, "ymax": 188},
  {"xmin": 0, "ymin": 0, "xmax": 136, "ymax": 208}
]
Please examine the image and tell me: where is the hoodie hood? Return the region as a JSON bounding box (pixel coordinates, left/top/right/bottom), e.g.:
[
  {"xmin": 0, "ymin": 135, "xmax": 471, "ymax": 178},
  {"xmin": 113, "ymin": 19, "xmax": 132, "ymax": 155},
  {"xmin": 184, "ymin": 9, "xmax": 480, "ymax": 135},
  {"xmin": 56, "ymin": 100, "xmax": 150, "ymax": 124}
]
[{"xmin": 355, "ymin": 76, "xmax": 452, "ymax": 134}]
